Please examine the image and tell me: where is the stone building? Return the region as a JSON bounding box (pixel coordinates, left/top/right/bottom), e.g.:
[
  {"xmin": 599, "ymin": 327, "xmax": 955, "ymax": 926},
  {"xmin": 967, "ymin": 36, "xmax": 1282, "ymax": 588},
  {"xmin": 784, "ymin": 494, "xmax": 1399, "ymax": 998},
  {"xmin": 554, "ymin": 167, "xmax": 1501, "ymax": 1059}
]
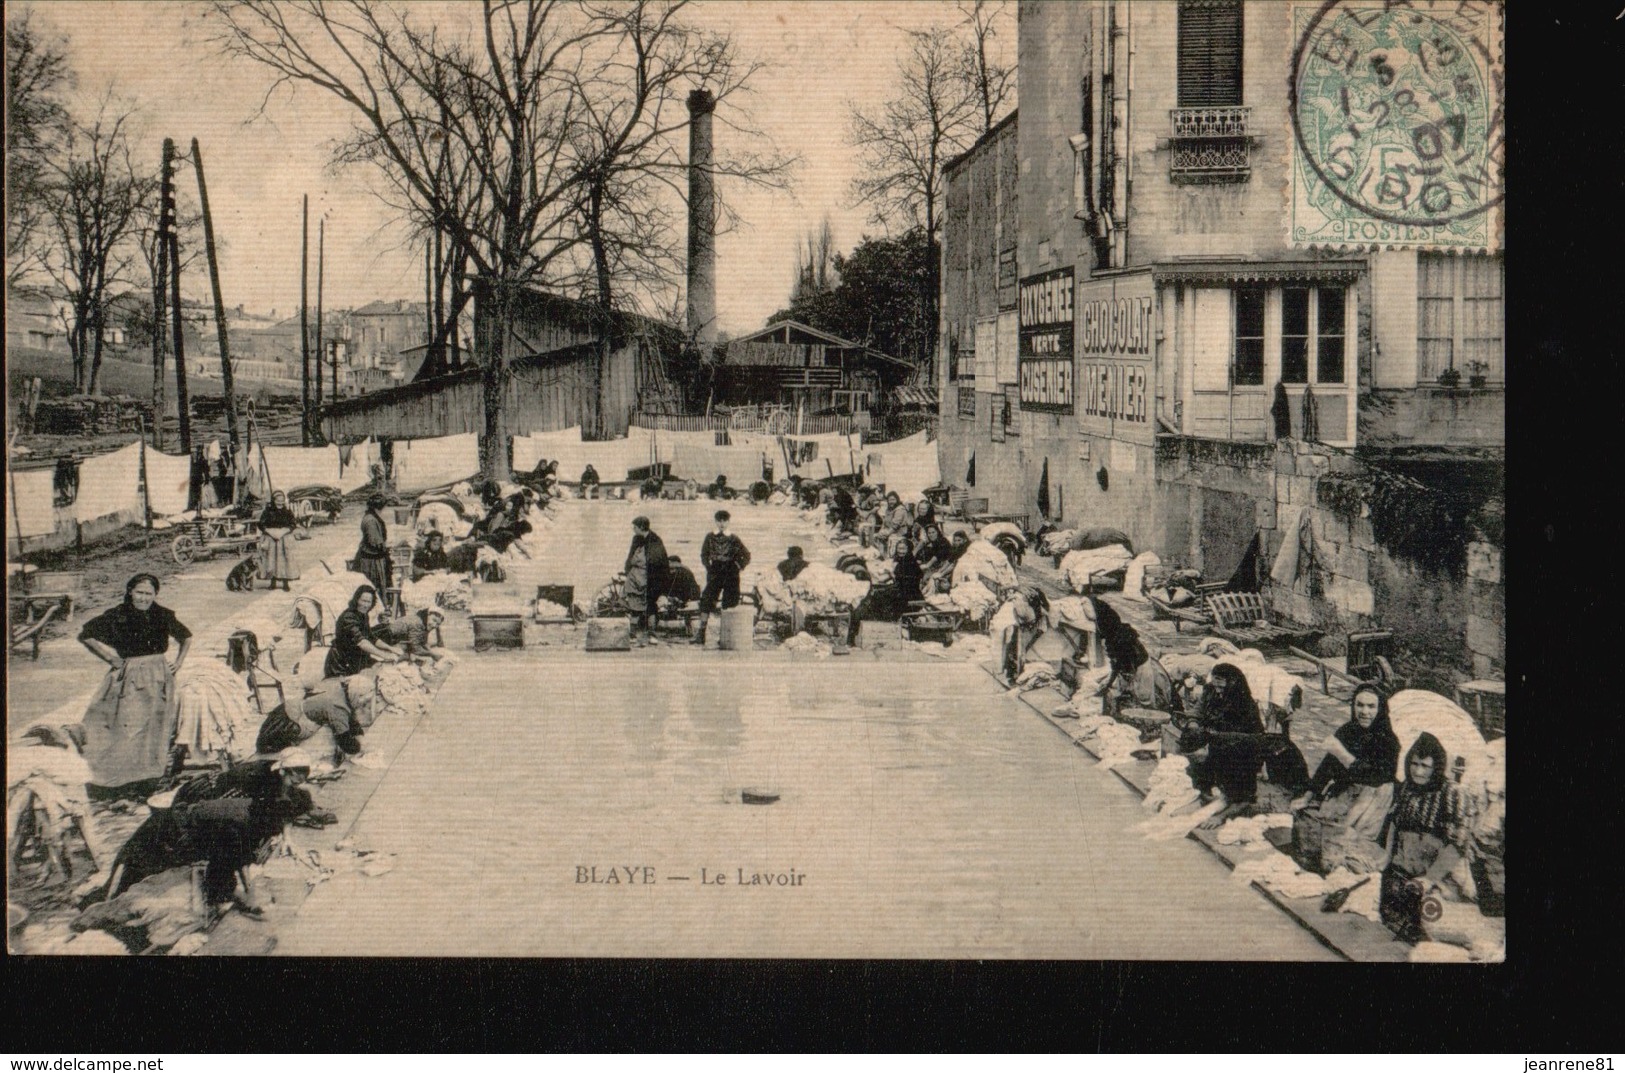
[{"xmin": 939, "ymin": 0, "xmax": 1504, "ymax": 678}]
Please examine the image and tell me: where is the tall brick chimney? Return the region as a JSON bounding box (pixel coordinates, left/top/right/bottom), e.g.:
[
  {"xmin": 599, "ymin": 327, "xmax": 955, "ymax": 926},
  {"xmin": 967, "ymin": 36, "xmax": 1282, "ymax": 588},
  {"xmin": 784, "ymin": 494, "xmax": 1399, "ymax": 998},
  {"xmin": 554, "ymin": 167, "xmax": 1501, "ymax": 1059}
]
[{"xmin": 685, "ymin": 88, "xmax": 717, "ymax": 350}]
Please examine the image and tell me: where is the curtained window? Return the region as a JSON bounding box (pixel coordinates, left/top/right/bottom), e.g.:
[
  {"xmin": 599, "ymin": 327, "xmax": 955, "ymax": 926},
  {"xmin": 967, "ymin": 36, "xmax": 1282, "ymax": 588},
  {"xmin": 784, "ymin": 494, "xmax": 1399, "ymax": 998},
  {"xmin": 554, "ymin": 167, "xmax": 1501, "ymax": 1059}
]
[{"xmin": 1419, "ymin": 253, "xmax": 1503, "ymax": 382}]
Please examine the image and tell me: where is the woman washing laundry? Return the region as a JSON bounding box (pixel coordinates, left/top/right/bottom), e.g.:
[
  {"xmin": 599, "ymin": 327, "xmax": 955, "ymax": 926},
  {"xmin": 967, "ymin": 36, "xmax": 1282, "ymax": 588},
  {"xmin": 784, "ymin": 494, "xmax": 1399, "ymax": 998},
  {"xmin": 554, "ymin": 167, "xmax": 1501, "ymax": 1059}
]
[
  {"xmin": 1090, "ymin": 597, "xmax": 1174, "ymax": 715},
  {"xmin": 255, "ymin": 490, "xmax": 300, "ymax": 591},
  {"xmin": 324, "ymin": 586, "xmax": 406, "ymax": 680},
  {"xmin": 624, "ymin": 515, "xmax": 670, "ymax": 647},
  {"xmin": 1181, "ymin": 663, "xmax": 1309, "ymax": 828},
  {"xmin": 77, "ymin": 574, "xmax": 193, "ymax": 798},
  {"xmin": 1379, "ymin": 732, "xmax": 1478, "ymax": 942}
]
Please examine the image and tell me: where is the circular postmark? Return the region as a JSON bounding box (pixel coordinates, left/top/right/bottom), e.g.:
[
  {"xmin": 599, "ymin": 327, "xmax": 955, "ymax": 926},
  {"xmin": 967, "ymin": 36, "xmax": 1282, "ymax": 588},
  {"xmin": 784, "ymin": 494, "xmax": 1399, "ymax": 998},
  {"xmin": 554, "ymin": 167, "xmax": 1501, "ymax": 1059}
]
[{"xmin": 1290, "ymin": 0, "xmax": 1504, "ymax": 230}]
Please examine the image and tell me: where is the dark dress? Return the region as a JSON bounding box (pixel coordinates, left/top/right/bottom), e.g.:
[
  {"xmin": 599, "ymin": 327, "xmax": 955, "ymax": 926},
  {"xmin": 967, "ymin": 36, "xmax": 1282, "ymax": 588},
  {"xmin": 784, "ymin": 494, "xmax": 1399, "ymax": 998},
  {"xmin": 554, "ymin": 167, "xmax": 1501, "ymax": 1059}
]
[
  {"xmin": 1187, "ymin": 689, "xmax": 1267, "ymax": 805},
  {"xmin": 892, "ymin": 555, "xmax": 925, "ymax": 607},
  {"xmin": 325, "ymin": 608, "xmax": 382, "ymax": 679},
  {"xmin": 354, "ymin": 510, "xmax": 392, "ymax": 595},
  {"xmin": 1307, "ymin": 716, "xmax": 1401, "ymax": 797},
  {"xmin": 78, "ymin": 603, "xmax": 192, "ymax": 790},
  {"xmin": 777, "ymin": 558, "xmax": 810, "ymax": 582},
  {"xmin": 412, "ymin": 544, "xmax": 451, "ymax": 580},
  {"xmin": 106, "ymin": 768, "xmax": 314, "ymax": 904},
  {"xmin": 624, "ymin": 531, "xmax": 671, "ymax": 622},
  {"xmin": 699, "ymin": 532, "xmax": 750, "ymax": 613}
]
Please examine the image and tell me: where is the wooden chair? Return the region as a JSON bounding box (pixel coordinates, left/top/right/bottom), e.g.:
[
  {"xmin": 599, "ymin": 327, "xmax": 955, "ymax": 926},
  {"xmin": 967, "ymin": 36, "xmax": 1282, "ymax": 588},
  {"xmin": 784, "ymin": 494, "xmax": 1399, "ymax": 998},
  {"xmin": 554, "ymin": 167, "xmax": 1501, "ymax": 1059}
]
[
  {"xmin": 1289, "ymin": 630, "xmax": 1403, "ymax": 696},
  {"xmin": 1206, "ymin": 592, "xmax": 1321, "ymax": 655}
]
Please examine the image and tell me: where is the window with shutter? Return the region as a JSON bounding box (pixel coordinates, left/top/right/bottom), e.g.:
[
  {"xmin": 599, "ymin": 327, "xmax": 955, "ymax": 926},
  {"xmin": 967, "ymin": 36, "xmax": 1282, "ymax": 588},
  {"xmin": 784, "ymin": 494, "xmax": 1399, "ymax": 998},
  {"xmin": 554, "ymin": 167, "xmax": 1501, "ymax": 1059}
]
[
  {"xmin": 1177, "ymin": 0, "xmax": 1242, "ymax": 108},
  {"xmin": 1172, "ymin": 1, "xmax": 1249, "ymax": 183}
]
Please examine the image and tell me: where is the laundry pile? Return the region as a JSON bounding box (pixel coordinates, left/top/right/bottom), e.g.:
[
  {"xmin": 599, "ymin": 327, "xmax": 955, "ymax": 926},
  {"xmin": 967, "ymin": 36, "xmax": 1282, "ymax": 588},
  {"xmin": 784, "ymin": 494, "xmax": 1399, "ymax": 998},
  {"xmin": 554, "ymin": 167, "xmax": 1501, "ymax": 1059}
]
[
  {"xmin": 7, "ymin": 724, "xmax": 110, "ymax": 882},
  {"xmin": 781, "ymin": 632, "xmax": 834, "ymax": 659},
  {"xmin": 1213, "ymin": 813, "xmax": 1294, "ymax": 847},
  {"xmin": 1059, "ymin": 544, "xmax": 1133, "ymax": 592},
  {"xmin": 174, "ymin": 659, "xmax": 261, "ymax": 764},
  {"xmin": 952, "ymin": 539, "xmax": 1017, "ymax": 593},
  {"xmin": 786, "ymin": 563, "xmax": 870, "ymax": 614},
  {"xmin": 1143, "ymin": 755, "xmax": 1200, "ymax": 816},
  {"xmin": 1039, "ymin": 529, "xmax": 1079, "ymax": 557}
]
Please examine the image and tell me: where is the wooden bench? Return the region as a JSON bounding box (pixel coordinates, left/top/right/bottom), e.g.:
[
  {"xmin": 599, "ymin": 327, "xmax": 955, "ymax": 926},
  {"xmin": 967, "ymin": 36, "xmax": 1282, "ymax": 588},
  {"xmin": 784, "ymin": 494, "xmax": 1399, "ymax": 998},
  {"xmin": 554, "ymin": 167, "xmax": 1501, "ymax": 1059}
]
[
  {"xmin": 1206, "ymin": 592, "xmax": 1321, "ymax": 654},
  {"xmin": 1288, "ymin": 630, "xmax": 1400, "ymax": 695},
  {"xmin": 7, "ymin": 570, "xmax": 84, "ymax": 660}
]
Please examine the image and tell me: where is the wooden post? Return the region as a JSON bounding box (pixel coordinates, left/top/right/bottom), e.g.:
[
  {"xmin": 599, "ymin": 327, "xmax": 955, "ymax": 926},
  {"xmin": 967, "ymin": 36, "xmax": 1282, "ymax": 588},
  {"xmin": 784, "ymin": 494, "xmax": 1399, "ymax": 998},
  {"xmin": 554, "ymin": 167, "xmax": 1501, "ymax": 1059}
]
[
  {"xmin": 192, "ymin": 138, "xmax": 238, "ymax": 454},
  {"xmin": 138, "ymin": 416, "xmax": 153, "ymax": 530},
  {"xmin": 166, "ymin": 140, "xmax": 192, "ymax": 454},
  {"xmin": 315, "ymin": 216, "xmax": 325, "ymax": 417},
  {"xmin": 152, "ymin": 143, "xmax": 172, "ymax": 451},
  {"xmin": 301, "ymin": 194, "xmax": 310, "ymax": 446}
]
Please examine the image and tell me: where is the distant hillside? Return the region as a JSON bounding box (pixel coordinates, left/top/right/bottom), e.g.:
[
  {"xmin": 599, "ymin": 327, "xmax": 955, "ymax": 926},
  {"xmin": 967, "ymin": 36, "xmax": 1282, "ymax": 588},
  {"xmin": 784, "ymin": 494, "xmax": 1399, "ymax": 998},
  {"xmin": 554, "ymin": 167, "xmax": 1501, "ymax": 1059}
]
[{"xmin": 7, "ymin": 347, "xmax": 227, "ymax": 406}]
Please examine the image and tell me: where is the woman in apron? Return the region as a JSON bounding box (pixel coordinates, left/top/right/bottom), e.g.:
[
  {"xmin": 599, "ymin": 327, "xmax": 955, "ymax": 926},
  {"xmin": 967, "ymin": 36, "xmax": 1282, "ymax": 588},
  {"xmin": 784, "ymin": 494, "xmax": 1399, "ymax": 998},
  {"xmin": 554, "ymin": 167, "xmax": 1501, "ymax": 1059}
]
[
  {"xmin": 77, "ymin": 574, "xmax": 192, "ymax": 797},
  {"xmin": 256, "ymin": 490, "xmax": 301, "ymax": 591},
  {"xmin": 1379, "ymin": 731, "xmax": 1478, "ymax": 942}
]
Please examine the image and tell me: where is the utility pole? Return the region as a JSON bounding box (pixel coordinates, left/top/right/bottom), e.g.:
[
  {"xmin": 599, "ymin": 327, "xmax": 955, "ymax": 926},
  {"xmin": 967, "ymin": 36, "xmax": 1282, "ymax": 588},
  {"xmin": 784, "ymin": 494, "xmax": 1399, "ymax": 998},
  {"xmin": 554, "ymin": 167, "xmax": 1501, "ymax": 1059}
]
[
  {"xmin": 193, "ymin": 138, "xmax": 239, "ymax": 453},
  {"xmin": 300, "ymin": 194, "xmax": 311, "ymax": 446},
  {"xmin": 152, "ymin": 143, "xmax": 172, "ymax": 451},
  {"xmin": 165, "ymin": 139, "xmax": 192, "ymax": 454},
  {"xmin": 315, "ymin": 215, "xmax": 325, "ymax": 418}
]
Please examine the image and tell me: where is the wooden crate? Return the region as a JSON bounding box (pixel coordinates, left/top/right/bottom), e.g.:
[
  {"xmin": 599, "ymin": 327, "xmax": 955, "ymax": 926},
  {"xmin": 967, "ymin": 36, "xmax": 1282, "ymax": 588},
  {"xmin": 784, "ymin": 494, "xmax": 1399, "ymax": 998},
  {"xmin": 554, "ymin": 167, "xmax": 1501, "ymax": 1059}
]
[
  {"xmin": 472, "ymin": 614, "xmax": 524, "ymax": 651},
  {"xmin": 534, "ymin": 584, "xmax": 576, "ymax": 624},
  {"xmin": 584, "ymin": 618, "xmax": 631, "ymax": 651}
]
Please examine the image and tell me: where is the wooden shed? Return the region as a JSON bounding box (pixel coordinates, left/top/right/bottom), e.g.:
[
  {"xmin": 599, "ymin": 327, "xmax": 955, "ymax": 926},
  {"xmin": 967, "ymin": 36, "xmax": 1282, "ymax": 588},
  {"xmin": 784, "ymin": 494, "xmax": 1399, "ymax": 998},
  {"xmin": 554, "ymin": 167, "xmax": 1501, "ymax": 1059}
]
[
  {"xmin": 320, "ymin": 280, "xmax": 686, "ymax": 444},
  {"xmin": 714, "ymin": 320, "xmax": 913, "ymax": 416}
]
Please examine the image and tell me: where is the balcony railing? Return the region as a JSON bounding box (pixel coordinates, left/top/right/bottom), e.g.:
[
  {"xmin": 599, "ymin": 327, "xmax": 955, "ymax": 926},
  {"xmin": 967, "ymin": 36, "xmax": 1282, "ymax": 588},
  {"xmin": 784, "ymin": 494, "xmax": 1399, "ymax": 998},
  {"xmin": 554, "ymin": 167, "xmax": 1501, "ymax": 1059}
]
[{"xmin": 1170, "ymin": 107, "xmax": 1250, "ymax": 184}]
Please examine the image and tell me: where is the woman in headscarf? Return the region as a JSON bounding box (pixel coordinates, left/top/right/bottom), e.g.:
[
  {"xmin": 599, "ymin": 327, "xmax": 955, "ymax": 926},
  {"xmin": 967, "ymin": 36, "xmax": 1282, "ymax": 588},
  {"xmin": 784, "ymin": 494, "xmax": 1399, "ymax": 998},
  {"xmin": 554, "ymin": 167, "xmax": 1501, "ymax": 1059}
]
[
  {"xmin": 1182, "ymin": 662, "xmax": 1266, "ymax": 827},
  {"xmin": 77, "ymin": 574, "xmax": 193, "ymax": 797},
  {"xmin": 323, "ymin": 585, "xmax": 405, "ymax": 680},
  {"xmin": 1090, "ymin": 597, "xmax": 1174, "ymax": 714},
  {"xmin": 412, "ymin": 530, "xmax": 451, "ymax": 580},
  {"xmin": 1290, "ymin": 684, "xmax": 1401, "ymax": 873},
  {"xmin": 1296, "ymin": 685, "xmax": 1401, "ymax": 808},
  {"xmin": 1379, "ymin": 731, "xmax": 1478, "ymax": 942},
  {"xmin": 353, "ymin": 494, "xmax": 393, "ymax": 597},
  {"xmin": 256, "ymin": 490, "xmax": 300, "ymax": 591}
]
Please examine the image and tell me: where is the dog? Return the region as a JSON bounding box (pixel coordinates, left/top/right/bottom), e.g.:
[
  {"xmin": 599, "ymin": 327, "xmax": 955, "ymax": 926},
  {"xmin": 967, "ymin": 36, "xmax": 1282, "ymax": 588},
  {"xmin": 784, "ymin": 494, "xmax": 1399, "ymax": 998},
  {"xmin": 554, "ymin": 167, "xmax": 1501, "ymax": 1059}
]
[{"xmin": 225, "ymin": 556, "xmax": 260, "ymax": 592}]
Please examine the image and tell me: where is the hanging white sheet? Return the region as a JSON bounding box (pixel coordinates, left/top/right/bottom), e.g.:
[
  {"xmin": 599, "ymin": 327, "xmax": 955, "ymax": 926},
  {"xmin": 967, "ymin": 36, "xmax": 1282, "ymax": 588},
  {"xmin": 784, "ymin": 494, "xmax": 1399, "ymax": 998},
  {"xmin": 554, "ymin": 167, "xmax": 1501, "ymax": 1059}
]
[
  {"xmin": 7, "ymin": 468, "xmax": 58, "ymax": 537},
  {"xmin": 74, "ymin": 442, "xmax": 143, "ymax": 522},
  {"xmin": 144, "ymin": 449, "xmax": 194, "ymax": 517},
  {"xmin": 394, "ymin": 434, "xmax": 480, "ymax": 491},
  {"xmin": 262, "ymin": 444, "xmax": 343, "ymax": 492}
]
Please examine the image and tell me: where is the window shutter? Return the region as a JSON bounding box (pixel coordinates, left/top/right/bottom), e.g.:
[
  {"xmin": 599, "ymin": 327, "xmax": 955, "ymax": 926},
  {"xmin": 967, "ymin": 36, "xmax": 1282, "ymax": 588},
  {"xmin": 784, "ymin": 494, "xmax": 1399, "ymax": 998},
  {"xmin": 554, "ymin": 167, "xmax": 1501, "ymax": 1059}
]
[{"xmin": 1178, "ymin": 0, "xmax": 1243, "ymax": 108}]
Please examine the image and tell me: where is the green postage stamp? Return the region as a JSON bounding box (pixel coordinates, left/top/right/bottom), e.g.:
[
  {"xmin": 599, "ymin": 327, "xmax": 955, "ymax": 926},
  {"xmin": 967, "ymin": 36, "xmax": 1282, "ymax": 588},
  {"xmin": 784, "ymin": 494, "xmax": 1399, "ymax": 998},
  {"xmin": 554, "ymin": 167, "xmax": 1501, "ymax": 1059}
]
[{"xmin": 1289, "ymin": 0, "xmax": 1503, "ymax": 251}]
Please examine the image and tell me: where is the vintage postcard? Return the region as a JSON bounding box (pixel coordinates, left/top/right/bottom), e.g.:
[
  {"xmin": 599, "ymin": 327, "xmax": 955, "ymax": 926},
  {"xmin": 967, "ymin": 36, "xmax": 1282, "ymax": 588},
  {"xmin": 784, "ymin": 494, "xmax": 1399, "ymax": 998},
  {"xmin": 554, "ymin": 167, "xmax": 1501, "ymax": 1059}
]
[{"xmin": 6, "ymin": 0, "xmax": 1504, "ymax": 963}]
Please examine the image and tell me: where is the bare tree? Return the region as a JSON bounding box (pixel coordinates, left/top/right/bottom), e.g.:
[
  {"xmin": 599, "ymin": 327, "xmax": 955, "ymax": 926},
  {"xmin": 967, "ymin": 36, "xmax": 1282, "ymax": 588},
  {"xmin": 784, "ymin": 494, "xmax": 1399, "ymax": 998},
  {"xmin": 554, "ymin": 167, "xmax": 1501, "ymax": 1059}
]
[
  {"xmin": 957, "ymin": 0, "xmax": 1015, "ymax": 135},
  {"xmin": 211, "ymin": 0, "xmax": 790, "ymax": 461},
  {"xmin": 37, "ymin": 93, "xmax": 154, "ymax": 394},
  {"xmin": 847, "ymin": 27, "xmax": 977, "ymax": 240},
  {"xmin": 209, "ymin": 0, "xmax": 620, "ymax": 478},
  {"xmin": 789, "ymin": 215, "xmax": 836, "ymax": 304},
  {"xmin": 5, "ymin": 9, "xmax": 75, "ymax": 289},
  {"xmin": 562, "ymin": 1, "xmax": 792, "ymax": 320},
  {"xmin": 846, "ymin": 26, "xmax": 981, "ymax": 379}
]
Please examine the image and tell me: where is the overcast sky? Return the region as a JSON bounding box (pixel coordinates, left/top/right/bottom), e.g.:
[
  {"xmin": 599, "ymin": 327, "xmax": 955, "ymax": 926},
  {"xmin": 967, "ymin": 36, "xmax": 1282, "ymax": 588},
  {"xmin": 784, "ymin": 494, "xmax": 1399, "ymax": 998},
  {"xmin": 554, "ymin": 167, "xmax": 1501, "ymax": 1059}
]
[{"xmin": 30, "ymin": 0, "xmax": 999, "ymax": 335}]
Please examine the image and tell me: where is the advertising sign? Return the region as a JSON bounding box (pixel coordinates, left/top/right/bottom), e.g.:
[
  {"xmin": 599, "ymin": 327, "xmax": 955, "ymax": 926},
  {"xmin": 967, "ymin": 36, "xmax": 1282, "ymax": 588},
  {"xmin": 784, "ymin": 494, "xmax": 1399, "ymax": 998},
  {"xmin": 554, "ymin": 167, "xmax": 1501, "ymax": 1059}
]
[
  {"xmin": 1018, "ymin": 267, "xmax": 1074, "ymax": 414},
  {"xmin": 1076, "ymin": 271, "xmax": 1155, "ymax": 445}
]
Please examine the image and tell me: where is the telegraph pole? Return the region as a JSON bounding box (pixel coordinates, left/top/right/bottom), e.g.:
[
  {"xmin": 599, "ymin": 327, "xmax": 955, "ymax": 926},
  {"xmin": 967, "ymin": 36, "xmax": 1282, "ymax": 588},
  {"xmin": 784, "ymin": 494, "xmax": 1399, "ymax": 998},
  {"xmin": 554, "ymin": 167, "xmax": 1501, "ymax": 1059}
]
[
  {"xmin": 315, "ymin": 215, "xmax": 325, "ymax": 417},
  {"xmin": 300, "ymin": 194, "xmax": 311, "ymax": 446},
  {"xmin": 193, "ymin": 138, "xmax": 239, "ymax": 452},
  {"xmin": 165, "ymin": 139, "xmax": 192, "ymax": 454},
  {"xmin": 151, "ymin": 143, "xmax": 172, "ymax": 450}
]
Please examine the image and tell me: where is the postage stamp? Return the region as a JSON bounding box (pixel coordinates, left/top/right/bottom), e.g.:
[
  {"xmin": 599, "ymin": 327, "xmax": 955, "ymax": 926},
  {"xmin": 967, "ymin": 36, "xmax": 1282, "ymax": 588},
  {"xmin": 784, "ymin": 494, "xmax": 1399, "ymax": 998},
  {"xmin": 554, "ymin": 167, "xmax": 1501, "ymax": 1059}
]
[{"xmin": 1288, "ymin": 0, "xmax": 1504, "ymax": 251}]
